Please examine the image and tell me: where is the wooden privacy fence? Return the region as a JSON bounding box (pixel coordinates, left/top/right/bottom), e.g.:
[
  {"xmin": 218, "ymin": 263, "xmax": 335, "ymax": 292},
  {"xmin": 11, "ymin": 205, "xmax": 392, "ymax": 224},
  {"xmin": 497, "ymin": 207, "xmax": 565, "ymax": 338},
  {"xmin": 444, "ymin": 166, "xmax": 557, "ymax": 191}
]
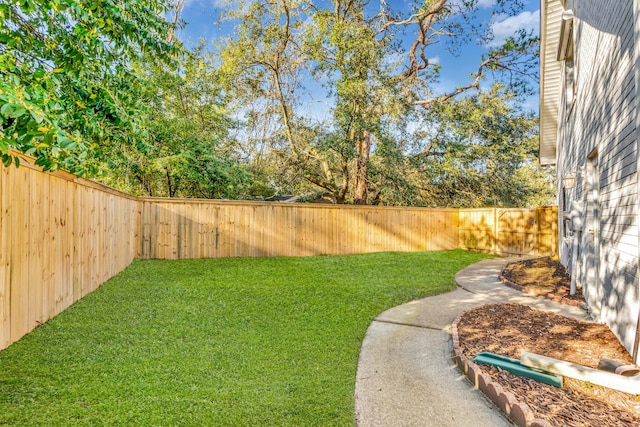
[
  {"xmin": 0, "ymin": 162, "xmax": 140, "ymax": 351},
  {"xmin": 0, "ymin": 159, "xmax": 558, "ymax": 351},
  {"xmin": 459, "ymin": 207, "xmax": 558, "ymax": 256},
  {"xmin": 140, "ymin": 199, "xmax": 459, "ymax": 259}
]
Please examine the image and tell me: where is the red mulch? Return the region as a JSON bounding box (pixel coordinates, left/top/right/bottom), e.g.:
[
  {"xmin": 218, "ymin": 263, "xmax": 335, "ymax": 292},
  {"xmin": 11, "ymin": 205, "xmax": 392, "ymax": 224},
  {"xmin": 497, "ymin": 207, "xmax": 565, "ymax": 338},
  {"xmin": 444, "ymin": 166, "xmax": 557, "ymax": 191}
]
[{"xmin": 456, "ymin": 258, "xmax": 640, "ymax": 426}]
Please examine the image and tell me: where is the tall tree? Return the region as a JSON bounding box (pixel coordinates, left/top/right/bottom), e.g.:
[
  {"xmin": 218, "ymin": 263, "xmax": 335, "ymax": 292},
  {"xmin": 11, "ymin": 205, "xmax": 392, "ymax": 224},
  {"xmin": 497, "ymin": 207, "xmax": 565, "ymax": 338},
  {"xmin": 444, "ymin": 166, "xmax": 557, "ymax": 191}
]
[
  {"xmin": 0, "ymin": 0, "xmax": 178, "ymax": 173},
  {"xmin": 304, "ymin": 1, "xmax": 403, "ymax": 204},
  {"xmin": 217, "ymin": 0, "xmax": 540, "ymax": 205}
]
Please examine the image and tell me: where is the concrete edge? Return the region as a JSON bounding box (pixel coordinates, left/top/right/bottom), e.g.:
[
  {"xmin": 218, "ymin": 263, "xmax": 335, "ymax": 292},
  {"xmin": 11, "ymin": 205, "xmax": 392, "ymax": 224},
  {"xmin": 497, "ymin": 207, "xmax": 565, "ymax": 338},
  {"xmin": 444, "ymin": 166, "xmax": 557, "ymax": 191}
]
[{"xmin": 451, "ymin": 306, "xmax": 553, "ymax": 427}]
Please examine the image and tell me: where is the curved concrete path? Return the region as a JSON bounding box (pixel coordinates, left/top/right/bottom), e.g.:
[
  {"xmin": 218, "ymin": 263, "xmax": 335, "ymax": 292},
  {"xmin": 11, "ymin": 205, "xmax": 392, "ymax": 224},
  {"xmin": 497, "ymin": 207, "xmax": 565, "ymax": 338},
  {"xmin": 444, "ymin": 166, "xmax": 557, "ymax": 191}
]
[{"xmin": 354, "ymin": 258, "xmax": 590, "ymax": 427}]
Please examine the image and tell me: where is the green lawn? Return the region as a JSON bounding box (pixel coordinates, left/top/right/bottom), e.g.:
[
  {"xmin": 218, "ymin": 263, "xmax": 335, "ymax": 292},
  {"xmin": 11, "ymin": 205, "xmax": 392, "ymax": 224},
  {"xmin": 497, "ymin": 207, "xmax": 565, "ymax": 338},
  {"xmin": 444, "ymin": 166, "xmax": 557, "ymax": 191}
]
[{"xmin": 0, "ymin": 250, "xmax": 490, "ymax": 426}]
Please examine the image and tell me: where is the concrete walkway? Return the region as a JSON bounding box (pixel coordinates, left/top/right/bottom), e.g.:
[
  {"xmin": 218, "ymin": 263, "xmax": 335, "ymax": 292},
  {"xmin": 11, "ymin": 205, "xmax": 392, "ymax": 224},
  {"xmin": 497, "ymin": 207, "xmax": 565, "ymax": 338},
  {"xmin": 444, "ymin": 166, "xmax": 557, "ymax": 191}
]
[{"xmin": 354, "ymin": 258, "xmax": 590, "ymax": 427}]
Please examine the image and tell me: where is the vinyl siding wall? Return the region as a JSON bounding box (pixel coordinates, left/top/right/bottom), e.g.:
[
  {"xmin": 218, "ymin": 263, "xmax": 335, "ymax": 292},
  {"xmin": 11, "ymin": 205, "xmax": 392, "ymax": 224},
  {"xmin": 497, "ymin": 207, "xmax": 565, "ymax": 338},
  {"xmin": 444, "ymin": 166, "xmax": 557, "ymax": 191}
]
[{"xmin": 557, "ymin": 0, "xmax": 639, "ymax": 352}]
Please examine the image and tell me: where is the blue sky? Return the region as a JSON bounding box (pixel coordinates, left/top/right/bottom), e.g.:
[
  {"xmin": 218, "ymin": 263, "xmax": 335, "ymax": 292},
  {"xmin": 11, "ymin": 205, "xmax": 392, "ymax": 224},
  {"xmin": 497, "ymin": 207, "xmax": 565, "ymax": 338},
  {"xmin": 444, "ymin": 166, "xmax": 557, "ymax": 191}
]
[{"xmin": 174, "ymin": 0, "xmax": 541, "ymax": 114}]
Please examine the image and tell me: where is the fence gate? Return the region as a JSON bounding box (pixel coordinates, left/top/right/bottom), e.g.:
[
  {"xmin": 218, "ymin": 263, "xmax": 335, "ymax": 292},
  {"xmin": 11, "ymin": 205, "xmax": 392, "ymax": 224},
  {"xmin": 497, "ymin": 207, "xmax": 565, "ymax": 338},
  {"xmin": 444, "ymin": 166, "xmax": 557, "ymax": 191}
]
[{"xmin": 459, "ymin": 207, "xmax": 558, "ymax": 257}]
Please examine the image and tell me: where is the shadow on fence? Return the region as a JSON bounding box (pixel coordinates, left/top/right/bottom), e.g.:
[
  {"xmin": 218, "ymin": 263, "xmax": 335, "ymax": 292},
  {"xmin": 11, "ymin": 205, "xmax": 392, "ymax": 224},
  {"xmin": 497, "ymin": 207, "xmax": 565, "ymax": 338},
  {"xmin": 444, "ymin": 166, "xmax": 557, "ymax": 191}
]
[
  {"xmin": 0, "ymin": 160, "xmax": 558, "ymax": 351},
  {"xmin": 139, "ymin": 200, "xmax": 460, "ymax": 259},
  {"xmin": 459, "ymin": 207, "xmax": 558, "ymax": 257}
]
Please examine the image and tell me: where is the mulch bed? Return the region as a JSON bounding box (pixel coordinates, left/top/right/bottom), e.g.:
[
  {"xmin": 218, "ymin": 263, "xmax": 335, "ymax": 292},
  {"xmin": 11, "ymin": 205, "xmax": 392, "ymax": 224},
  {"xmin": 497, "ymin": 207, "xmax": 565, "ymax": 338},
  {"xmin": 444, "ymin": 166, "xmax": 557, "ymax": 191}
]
[
  {"xmin": 454, "ymin": 258, "xmax": 640, "ymax": 426},
  {"xmin": 500, "ymin": 257, "xmax": 584, "ymax": 306}
]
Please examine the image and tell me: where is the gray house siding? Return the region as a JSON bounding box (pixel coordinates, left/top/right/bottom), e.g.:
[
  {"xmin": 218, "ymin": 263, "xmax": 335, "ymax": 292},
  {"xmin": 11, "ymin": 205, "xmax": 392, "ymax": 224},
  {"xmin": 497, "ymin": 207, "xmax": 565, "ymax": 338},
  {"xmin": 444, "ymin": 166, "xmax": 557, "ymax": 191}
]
[{"xmin": 554, "ymin": 0, "xmax": 639, "ymax": 353}]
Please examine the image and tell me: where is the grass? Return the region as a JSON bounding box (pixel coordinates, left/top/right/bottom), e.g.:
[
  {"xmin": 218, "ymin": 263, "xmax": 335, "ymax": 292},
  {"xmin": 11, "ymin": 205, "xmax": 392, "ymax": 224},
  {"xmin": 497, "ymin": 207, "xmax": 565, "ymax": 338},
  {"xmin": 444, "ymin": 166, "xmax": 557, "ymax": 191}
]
[{"xmin": 0, "ymin": 249, "xmax": 490, "ymax": 426}]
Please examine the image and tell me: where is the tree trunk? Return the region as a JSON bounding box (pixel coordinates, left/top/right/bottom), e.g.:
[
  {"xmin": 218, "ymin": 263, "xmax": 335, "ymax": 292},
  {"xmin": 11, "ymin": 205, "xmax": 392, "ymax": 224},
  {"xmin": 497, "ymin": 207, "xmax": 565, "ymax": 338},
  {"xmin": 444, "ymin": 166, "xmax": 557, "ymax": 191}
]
[
  {"xmin": 336, "ymin": 158, "xmax": 349, "ymax": 204},
  {"xmin": 166, "ymin": 168, "xmax": 176, "ymax": 197},
  {"xmin": 273, "ymin": 74, "xmax": 297, "ymax": 156},
  {"xmin": 353, "ymin": 130, "xmax": 371, "ymax": 204}
]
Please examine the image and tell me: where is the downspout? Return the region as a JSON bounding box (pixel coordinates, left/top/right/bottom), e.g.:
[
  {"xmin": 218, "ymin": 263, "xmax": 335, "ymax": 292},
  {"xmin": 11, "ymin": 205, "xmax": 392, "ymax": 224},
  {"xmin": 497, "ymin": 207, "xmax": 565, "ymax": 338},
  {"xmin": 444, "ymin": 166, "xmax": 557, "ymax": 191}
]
[
  {"xmin": 569, "ymin": 201, "xmax": 583, "ymax": 295},
  {"xmin": 633, "ymin": 0, "xmax": 640, "ymax": 364}
]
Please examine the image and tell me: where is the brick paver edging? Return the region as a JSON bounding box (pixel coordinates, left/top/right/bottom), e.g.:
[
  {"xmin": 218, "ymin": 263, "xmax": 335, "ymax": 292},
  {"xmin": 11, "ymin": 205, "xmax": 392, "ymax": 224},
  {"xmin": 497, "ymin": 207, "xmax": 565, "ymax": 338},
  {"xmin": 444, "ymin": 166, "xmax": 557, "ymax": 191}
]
[
  {"xmin": 498, "ymin": 263, "xmax": 586, "ymax": 309},
  {"xmin": 451, "ymin": 308, "xmax": 551, "ymax": 427}
]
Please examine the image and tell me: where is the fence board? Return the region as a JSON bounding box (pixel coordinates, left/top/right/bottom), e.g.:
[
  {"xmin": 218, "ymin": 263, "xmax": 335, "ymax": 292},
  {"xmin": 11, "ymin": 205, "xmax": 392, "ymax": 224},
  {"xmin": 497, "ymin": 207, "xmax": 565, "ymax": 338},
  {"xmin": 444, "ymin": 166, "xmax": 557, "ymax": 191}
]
[
  {"xmin": 459, "ymin": 207, "xmax": 558, "ymax": 257},
  {"xmin": 10, "ymin": 166, "xmax": 29, "ymax": 342},
  {"xmin": 0, "ymin": 159, "xmax": 140, "ymax": 351},
  {"xmin": 28, "ymin": 172, "xmax": 43, "ymax": 327},
  {"xmin": 138, "ymin": 199, "xmax": 460, "ymax": 259},
  {"xmin": 0, "ymin": 158, "xmax": 558, "ymax": 351},
  {"xmin": 0, "ymin": 164, "xmax": 9, "ymax": 349}
]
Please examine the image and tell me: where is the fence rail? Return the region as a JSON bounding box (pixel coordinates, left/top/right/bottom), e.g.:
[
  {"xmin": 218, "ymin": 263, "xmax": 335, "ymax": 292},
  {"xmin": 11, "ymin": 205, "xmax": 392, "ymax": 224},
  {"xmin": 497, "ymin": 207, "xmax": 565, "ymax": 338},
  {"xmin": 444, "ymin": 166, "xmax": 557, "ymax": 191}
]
[
  {"xmin": 459, "ymin": 207, "xmax": 558, "ymax": 256},
  {"xmin": 0, "ymin": 161, "xmax": 140, "ymax": 350},
  {"xmin": 139, "ymin": 199, "xmax": 459, "ymax": 259},
  {"xmin": 1, "ymin": 159, "xmax": 557, "ymax": 351}
]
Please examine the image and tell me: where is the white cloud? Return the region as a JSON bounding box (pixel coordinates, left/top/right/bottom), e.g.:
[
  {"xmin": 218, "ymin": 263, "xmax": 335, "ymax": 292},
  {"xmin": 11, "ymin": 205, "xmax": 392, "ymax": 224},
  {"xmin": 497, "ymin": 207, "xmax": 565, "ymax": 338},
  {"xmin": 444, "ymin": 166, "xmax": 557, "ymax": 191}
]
[
  {"xmin": 477, "ymin": 0, "xmax": 497, "ymax": 8},
  {"xmin": 211, "ymin": 0, "xmax": 234, "ymax": 7},
  {"xmin": 489, "ymin": 10, "xmax": 540, "ymax": 47},
  {"xmin": 182, "ymin": 0, "xmax": 228, "ymax": 8},
  {"xmin": 428, "ymin": 56, "xmax": 440, "ymax": 65}
]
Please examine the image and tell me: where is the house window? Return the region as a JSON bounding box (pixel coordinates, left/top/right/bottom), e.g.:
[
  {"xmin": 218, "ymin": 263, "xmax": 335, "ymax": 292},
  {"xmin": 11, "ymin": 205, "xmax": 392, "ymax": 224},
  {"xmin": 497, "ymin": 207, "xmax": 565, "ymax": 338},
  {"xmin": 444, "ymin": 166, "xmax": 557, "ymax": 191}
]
[
  {"xmin": 564, "ymin": 39, "xmax": 575, "ymax": 117},
  {"xmin": 564, "ymin": 19, "xmax": 576, "ymax": 120},
  {"xmin": 558, "ymin": 8, "xmax": 575, "ymax": 117}
]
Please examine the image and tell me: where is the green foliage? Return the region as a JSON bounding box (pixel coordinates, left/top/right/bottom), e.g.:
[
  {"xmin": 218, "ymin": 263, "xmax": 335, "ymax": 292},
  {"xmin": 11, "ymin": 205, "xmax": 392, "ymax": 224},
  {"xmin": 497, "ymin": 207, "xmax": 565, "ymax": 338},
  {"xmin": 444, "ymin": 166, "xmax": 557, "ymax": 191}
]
[
  {"xmin": 0, "ymin": 250, "xmax": 490, "ymax": 425},
  {"xmin": 0, "ymin": 0, "xmax": 177, "ymax": 173},
  {"xmin": 216, "ymin": 0, "xmax": 545, "ymax": 207},
  {"xmin": 411, "ymin": 85, "xmax": 554, "ymax": 207},
  {"xmin": 0, "ymin": 0, "xmax": 550, "ymax": 207},
  {"xmin": 97, "ymin": 47, "xmax": 253, "ymax": 198}
]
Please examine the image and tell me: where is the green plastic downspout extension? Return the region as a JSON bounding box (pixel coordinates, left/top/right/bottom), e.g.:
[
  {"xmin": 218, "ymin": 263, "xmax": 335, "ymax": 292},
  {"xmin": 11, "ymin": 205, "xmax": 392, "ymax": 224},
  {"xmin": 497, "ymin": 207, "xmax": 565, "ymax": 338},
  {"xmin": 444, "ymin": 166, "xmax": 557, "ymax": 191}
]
[{"xmin": 472, "ymin": 352, "xmax": 563, "ymax": 388}]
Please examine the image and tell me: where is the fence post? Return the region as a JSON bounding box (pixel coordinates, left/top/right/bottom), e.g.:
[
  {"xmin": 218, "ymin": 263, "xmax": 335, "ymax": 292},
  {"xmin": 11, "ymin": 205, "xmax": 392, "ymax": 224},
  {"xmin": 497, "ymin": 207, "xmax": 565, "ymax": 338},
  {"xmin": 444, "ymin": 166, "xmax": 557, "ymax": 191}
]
[
  {"xmin": 493, "ymin": 208, "xmax": 498, "ymax": 255},
  {"xmin": 534, "ymin": 207, "xmax": 540, "ymax": 256}
]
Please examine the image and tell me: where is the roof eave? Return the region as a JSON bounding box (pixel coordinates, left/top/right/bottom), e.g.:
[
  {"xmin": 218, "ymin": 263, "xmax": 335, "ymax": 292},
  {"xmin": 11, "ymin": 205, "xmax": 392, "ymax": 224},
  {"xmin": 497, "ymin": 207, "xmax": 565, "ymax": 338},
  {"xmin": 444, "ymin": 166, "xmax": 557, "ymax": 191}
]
[{"xmin": 539, "ymin": 0, "xmax": 564, "ymax": 167}]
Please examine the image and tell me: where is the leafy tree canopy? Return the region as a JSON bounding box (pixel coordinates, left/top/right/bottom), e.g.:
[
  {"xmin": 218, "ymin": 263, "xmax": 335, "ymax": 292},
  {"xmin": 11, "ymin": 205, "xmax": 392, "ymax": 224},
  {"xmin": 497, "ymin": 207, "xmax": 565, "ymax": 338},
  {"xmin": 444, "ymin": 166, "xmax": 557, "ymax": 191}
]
[
  {"xmin": 0, "ymin": 0, "xmax": 553, "ymax": 208},
  {"xmin": 0, "ymin": 0, "xmax": 178, "ymax": 174},
  {"xmin": 214, "ymin": 0, "xmax": 550, "ymax": 207},
  {"xmin": 97, "ymin": 46, "xmax": 253, "ymax": 199}
]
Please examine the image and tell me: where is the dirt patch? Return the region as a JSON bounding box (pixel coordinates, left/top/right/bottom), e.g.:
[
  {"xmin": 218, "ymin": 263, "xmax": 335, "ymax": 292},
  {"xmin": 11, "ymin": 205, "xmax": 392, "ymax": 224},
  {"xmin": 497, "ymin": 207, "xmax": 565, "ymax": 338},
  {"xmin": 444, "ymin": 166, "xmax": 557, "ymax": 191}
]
[
  {"xmin": 455, "ymin": 257, "xmax": 640, "ymax": 426},
  {"xmin": 500, "ymin": 257, "xmax": 584, "ymax": 306}
]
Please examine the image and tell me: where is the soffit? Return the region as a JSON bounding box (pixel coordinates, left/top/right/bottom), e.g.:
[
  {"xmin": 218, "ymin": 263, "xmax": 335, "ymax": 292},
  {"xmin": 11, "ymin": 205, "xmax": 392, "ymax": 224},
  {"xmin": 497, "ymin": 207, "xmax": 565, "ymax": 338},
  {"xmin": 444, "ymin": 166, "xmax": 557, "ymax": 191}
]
[{"xmin": 540, "ymin": 0, "xmax": 564, "ymax": 166}]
